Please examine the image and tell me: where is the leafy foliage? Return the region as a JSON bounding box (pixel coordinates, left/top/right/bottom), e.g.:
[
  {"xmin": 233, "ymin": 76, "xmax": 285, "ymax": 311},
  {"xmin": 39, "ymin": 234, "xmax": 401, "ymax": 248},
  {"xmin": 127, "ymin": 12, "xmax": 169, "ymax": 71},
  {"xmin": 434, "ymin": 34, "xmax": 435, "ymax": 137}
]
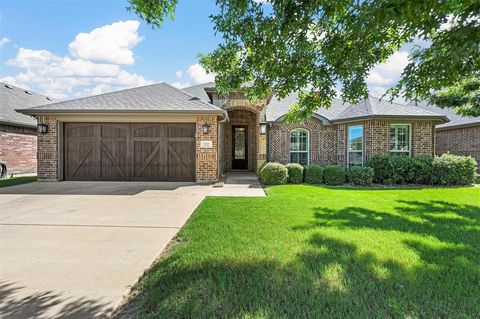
[
  {"xmin": 130, "ymin": 0, "xmax": 480, "ymax": 121},
  {"xmin": 367, "ymin": 155, "xmax": 396, "ymax": 184},
  {"xmin": 259, "ymin": 162, "xmax": 288, "ymax": 185},
  {"xmin": 430, "ymin": 76, "xmax": 480, "ymax": 117},
  {"xmin": 304, "ymin": 164, "xmax": 324, "ymax": 184},
  {"xmin": 347, "ymin": 166, "xmax": 374, "ymax": 186},
  {"xmin": 285, "ymin": 163, "xmax": 304, "ymax": 184},
  {"xmin": 323, "ymin": 165, "xmax": 346, "ymax": 185},
  {"xmin": 431, "ymin": 153, "xmax": 477, "ymax": 185}
]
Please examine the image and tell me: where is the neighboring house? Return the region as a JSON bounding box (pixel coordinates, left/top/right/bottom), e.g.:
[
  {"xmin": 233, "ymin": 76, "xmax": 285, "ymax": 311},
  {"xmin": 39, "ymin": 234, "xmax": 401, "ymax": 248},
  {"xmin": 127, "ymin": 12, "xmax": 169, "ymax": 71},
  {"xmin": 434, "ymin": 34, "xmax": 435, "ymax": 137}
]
[
  {"xmin": 0, "ymin": 82, "xmax": 55, "ymax": 175},
  {"xmin": 17, "ymin": 82, "xmax": 448, "ymax": 182},
  {"xmin": 410, "ymin": 101, "xmax": 480, "ymax": 167}
]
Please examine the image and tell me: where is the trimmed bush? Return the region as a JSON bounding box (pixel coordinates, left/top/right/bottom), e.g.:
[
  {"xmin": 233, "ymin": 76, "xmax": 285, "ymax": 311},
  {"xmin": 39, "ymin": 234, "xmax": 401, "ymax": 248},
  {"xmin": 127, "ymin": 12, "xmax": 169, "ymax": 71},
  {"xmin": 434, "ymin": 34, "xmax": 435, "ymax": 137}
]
[
  {"xmin": 431, "ymin": 153, "xmax": 477, "ymax": 185},
  {"xmin": 367, "ymin": 155, "xmax": 395, "ymax": 184},
  {"xmin": 324, "ymin": 165, "xmax": 346, "ymax": 185},
  {"xmin": 390, "ymin": 156, "xmax": 433, "ymax": 184},
  {"xmin": 256, "ymin": 161, "xmax": 268, "ymax": 175},
  {"xmin": 285, "ymin": 163, "xmax": 304, "ymax": 183},
  {"xmin": 259, "ymin": 162, "xmax": 288, "ymax": 185},
  {"xmin": 304, "ymin": 165, "xmax": 324, "ymax": 184},
  {"xmin": 348, "ymin": 166, "xmax": 374, "ymax": 186}
]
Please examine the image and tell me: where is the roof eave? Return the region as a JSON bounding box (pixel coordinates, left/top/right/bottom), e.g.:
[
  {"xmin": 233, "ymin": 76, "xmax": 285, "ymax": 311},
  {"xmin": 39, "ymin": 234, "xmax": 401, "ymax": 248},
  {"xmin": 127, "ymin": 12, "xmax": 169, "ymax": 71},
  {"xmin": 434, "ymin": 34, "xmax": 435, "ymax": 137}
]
[
  {"xmin": 0, "ymin": 119, "xmax": 37, "ymax": 129},
  {"xmin": 331, "ymin": 114, "xmax": 449, "ymax": 124},
  {"xmin": 436, "ymin": 121, "xmax": 480, "ymax": 131},
  {"xmin": 16, "ymin": 109, "xmax": 226, "ymax": 116}
]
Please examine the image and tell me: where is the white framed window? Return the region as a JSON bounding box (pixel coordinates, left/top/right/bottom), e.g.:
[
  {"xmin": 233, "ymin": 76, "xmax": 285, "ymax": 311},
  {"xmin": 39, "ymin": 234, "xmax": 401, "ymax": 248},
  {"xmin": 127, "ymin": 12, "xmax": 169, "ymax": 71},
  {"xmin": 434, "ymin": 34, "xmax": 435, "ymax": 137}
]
[
  {"xmin": 347, "ymin": 125, "xmax": 364, "ymax": 166},
  {"xmin": 290, "ymin": 129, "xmax": 309, "ymax": 165},
  {"xmin": 390, "ymin": 124, "xmax": 411, "ymax": 156}
]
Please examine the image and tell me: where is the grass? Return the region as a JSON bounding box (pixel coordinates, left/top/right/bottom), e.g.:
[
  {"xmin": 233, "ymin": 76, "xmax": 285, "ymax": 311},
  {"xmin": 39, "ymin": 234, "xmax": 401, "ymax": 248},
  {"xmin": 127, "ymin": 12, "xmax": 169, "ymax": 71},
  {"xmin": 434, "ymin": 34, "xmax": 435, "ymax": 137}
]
[
  {"xmin": 0, "ymin": 176, "xmax": 37, "ymax": 188},
  {"xmin": 116, "ymin": 185, "xmax": 480, "ymax": 319}
]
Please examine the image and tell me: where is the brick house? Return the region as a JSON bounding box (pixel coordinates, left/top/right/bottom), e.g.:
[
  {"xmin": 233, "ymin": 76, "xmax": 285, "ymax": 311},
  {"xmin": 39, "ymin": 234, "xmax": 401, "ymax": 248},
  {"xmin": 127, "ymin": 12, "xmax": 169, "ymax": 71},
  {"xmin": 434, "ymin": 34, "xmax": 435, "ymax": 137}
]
[
  {"xmin": 18, "ymin": 82, "xmax": 448, "ymax": 182},
  {"xmin": 0, "ymin": 83, "xmax": 55, "ymax": 175},
  {"xmin": 410, "ymin": 101, "xmax": 480, "ymax": 169}
]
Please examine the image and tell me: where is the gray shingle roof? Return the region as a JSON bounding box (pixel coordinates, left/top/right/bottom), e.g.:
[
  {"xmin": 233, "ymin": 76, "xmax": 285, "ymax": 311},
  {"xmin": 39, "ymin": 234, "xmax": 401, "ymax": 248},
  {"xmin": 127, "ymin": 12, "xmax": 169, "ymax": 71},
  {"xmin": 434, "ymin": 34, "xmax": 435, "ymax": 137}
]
[
  {"xmin": 19, "ymin": 82, "xmax": 224, "ymax": 115},
  {"xmin": 182, "ymin": 82, "xmax": 214, "ymax": 103},
  {"xmin": 266, "ymin": 93, "xmax": 448, "ymax": 123},
  {"xmin": 408, "ymin": 100, "xmax": 480, "ymax": 129},
  {"xmin": 0, "ymin": 82, "xmax": 55, "ymax": 127}
]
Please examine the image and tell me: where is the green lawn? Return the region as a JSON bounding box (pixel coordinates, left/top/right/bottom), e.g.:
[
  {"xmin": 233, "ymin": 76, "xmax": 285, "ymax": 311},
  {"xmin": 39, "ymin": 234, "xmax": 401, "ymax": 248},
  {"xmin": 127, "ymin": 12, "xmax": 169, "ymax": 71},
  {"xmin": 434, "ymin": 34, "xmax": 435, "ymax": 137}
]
[
  {"xmin": 0, "ymin": 176, "xmax": 37, "ymax": 188},
  {"xmin": 116, "ymin": 185, "xmax": 480, "ymax": 319}
]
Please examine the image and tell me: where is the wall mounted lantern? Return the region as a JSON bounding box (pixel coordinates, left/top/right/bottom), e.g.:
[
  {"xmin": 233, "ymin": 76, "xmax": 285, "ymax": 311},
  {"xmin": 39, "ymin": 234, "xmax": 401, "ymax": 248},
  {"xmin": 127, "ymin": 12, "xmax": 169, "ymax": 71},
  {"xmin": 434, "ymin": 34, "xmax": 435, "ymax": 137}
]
[
  {"xmin": 260, "ymin": 122, "xmax": 267, "ymax": 135},
  {"xmin": 37, "ymin": 124, "xmax": 48, "ymax": 134},
  {"xmin": 202, "ymin": 123, "xmax": 210, "ymax": 134}
]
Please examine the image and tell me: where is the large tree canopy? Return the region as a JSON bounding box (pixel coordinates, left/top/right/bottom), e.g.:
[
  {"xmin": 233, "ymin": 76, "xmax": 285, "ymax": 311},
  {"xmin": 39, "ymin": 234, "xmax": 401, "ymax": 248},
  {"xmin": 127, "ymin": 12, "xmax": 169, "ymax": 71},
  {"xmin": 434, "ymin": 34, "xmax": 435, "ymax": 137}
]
[{"xmin": 128, "ymin": 0, "xmax": 479, "ymax": 121}]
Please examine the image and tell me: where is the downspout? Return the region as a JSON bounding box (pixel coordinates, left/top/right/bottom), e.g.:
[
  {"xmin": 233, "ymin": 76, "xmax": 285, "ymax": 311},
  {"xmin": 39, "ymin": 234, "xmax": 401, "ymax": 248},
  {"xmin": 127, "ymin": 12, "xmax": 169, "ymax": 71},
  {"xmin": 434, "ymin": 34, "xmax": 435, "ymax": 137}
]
[{"xmin": 217, "ymin": 109, "xmax": 229, "ymax": 179}]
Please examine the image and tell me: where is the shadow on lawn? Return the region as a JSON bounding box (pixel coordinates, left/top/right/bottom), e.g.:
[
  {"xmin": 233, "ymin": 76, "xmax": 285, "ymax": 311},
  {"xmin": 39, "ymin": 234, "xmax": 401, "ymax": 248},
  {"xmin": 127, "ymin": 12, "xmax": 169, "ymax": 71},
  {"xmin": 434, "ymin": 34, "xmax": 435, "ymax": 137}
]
[{"xmin": 115, "ymin": 200, "xmax": 480, "ymax": 319}]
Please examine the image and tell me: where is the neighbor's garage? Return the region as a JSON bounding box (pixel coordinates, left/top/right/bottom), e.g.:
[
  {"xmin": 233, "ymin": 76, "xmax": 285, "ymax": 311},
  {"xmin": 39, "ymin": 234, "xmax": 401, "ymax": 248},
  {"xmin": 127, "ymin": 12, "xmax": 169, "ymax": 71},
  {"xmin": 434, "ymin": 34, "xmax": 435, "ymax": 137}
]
[{"xmin": 64, "ymin": 123, "xmax": 196, "ymax": 181}]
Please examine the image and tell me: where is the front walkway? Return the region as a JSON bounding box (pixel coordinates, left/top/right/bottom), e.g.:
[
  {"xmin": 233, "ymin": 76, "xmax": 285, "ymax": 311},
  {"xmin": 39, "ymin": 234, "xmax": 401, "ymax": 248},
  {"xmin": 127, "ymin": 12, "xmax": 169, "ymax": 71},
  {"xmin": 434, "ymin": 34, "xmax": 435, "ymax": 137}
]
[{"xmin": 208, "ymin": 172, "xmax": 266, "ymax": 197}]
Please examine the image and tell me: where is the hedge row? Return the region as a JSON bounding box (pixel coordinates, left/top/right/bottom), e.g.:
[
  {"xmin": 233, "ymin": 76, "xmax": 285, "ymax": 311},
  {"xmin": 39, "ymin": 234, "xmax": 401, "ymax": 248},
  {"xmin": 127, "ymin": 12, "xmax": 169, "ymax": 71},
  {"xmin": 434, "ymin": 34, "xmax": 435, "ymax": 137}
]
[
  {"xmin": 258, "ymin": 153, "xmax": 477, "ymax": 187},
  {"xmin": 367, "ymin": 153, "xmax": 477, "ymax": 186},
  {"xmin": 259, "ymin": 163, "xmax": 374, "ymax": 186}
]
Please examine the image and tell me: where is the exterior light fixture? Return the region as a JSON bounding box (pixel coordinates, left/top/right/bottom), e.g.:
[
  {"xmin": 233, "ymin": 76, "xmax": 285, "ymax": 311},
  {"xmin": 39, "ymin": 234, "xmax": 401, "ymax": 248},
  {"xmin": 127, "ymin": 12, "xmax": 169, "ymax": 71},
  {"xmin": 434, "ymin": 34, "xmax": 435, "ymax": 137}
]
[
  {"xmin": 37, "ymin": 124, "xmax": 48, "ymax": 134},
  {"xmin": 202, "ymin": 123, "xmax": 210, "ymax": 134},
  {"xmin": 260, "ymin": 122, "xmax": 267, "ymax": 135}
]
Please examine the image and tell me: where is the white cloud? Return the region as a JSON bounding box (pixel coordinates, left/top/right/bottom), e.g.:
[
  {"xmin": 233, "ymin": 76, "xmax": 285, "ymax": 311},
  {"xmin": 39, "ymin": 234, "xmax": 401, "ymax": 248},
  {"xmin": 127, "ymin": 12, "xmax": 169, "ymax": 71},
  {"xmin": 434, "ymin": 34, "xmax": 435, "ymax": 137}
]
[
  {"xmin": 69, "ymin": 20, "xmax": 142, "ymax": 65},
  {"xmin": 367, "ymin": 50, "xmax": 409, "ymax": 95},
  {"xmin": 0, "ymin": 37, "xmax": 11, "ymax": 48},
  {"xmin": 1, "ymin": 21, "xmax": 152, "ymax": 99},
  {"xmin": 172, "ymin": 63, "xmax": 214, "ymax": 88}
]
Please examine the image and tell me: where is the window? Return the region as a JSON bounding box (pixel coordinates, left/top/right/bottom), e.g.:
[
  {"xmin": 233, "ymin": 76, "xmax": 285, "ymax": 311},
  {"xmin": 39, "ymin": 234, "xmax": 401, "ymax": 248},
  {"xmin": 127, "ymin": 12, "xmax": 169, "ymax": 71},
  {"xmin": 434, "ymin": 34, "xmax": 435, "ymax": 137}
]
[
  {"xmin": 390, "ymin": 124, "xmax": 411, "ymax": 156},
  {"xmin": 348, "ymin": 125, "xmax": 364, "ymax": 166},
  {"xmin": 290, "ymin": 129, "xmax": 309, "ymax": 165}
]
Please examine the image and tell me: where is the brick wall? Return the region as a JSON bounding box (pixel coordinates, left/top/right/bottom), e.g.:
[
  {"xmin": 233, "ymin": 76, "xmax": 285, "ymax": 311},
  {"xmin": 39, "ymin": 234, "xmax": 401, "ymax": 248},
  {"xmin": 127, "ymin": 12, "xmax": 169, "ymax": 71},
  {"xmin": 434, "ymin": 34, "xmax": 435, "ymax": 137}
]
[
  {"xmin": 268, "ymin": 119, "xmax": 437, "ymax": 167},
  {"xmin": 436, "ymin": 125, "xmax": 480, "ymax": 167},
  {"xmin": 37, "ymin": 116, "xmax": 59, "ymax": 180},
  {"xmin": 0, "ymin": 124, "xmax": 37, "ymax": 174},
  {"xmin": 196, "ymin": 115, "xmax": 218, "ymax": 182}
]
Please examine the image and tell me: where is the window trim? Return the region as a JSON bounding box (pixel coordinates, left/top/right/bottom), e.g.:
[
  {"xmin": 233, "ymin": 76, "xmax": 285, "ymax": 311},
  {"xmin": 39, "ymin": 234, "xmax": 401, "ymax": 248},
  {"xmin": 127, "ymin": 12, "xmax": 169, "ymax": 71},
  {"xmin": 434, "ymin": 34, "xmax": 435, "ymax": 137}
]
[
  {"xmin": 289, "ymin": 128, "xmax": 310, "ymax": 165},
  {"xmin": 389, "ymin": 123, "xmax": 412, "ymax": 156},
  {"xmin": 347, "ymin": 124, "xmax": 364, "ymax": 167}
]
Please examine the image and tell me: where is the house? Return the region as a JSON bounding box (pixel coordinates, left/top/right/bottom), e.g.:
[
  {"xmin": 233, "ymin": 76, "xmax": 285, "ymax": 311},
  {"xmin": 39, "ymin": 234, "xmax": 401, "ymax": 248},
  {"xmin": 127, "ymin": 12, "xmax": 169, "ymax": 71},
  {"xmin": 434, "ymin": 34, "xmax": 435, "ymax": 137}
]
[
  {"xmin": 410, "ymin": 101, "xmax": 479, "ymax": 167},
  {"xmin": 17, "ymin": 82, "xmax": 448, "ymax": 182},
  {"xmin": 0, "ymin": 82, "xmax": 55, "ymax": 175}
]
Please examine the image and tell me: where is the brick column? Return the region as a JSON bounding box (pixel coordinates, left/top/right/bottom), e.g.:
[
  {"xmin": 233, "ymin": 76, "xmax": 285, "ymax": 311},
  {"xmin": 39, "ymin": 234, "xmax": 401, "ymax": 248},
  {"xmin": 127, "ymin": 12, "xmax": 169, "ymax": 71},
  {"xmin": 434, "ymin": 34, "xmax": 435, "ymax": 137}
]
[
  {"xmin": 196, "ymin": 115, "xmax": 218, "ymax": 183},
  {"xmin": 37, "ymin": 115, "xmax": 59, "ymax": 181},
  {"xmin": 412, "ymin": 121, "xmax": 434, "ymax": 156}
]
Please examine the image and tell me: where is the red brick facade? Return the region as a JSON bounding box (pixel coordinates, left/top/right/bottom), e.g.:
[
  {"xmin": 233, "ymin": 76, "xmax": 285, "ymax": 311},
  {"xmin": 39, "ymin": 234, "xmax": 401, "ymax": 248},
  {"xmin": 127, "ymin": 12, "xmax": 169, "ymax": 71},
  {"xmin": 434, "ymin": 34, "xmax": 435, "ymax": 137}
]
[
  {"xmin": 435, "ymin": 125, "xmax": 480, "ymax": 168},
  {"xmin": 0, "ymin": 124, "xmax": 37, "ymax": 175},
  {"xmin": 196, "ymin": 115, "xmax": 219, "ymax": 182},
  {"xmin": 36, "ymin": 116, "xmax": 59, "ymax": 181},
  {"xmin": 268, "ymin": 119, "xmax": 437, "ymax": 166}
]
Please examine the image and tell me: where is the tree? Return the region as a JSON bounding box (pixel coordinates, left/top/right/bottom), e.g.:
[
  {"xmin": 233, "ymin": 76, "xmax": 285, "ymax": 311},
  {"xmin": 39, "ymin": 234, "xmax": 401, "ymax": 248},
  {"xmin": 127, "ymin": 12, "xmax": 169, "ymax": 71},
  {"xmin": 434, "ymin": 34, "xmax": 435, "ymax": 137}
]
[{"xmin": 128, "ymin": 0, "xmax": 480, "ymax": 121}]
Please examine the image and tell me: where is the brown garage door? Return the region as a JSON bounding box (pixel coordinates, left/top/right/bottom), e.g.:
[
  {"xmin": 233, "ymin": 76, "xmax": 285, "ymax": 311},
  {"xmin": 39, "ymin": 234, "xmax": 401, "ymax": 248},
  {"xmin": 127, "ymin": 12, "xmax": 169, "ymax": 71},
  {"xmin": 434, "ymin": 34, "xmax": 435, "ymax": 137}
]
[{"xmin": 64, "ymin": 123, "xmax": 196, "ymax": 181}]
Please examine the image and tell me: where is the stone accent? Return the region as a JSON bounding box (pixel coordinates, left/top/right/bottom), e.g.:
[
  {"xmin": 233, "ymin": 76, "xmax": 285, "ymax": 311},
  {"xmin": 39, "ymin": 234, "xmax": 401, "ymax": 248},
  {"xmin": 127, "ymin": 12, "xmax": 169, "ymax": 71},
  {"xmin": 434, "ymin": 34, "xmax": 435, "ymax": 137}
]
[
  {"xmin": 436, "ymin": 125, "xmax": 480, "ymax": 169},
  {"xmin": 196, "ymin": 115, "xmax": 218, "ymax": 182},
  {"xmin": 0, "ymin": 124, "xmax": 37, "ymax": 174},
  {"xmin": 37, "ymin": 115, "xmax": 59, "ymax": 181},
  {"xmin": 211, "ymin": 92, "xmax": 267, "ymax": 115}
]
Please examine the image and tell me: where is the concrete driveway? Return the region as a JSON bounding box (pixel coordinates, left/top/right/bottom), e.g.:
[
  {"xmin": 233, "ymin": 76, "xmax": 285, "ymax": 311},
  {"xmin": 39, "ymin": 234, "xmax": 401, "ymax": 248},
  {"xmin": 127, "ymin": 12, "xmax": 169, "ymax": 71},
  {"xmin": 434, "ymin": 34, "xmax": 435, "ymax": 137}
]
[{"xmin": 0, "ymin": 181, "xmax": 211, "ymax": 319}]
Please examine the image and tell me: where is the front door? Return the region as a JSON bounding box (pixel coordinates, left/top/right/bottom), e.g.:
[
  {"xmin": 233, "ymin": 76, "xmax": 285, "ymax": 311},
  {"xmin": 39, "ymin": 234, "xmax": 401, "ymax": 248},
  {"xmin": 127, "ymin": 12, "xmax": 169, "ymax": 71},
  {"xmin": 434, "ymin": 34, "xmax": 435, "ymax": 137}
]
[{"xmin": 232, "ymin": 125, "xmax": 248, "ymax": 169}]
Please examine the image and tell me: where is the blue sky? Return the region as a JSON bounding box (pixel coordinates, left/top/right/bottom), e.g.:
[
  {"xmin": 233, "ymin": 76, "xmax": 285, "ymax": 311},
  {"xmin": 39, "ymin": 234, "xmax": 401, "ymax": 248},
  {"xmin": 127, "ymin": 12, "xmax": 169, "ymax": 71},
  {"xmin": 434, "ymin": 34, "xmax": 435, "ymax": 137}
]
[{"xmin": 0, "ymin": 0, "xmax": 408, "ymax": 99}]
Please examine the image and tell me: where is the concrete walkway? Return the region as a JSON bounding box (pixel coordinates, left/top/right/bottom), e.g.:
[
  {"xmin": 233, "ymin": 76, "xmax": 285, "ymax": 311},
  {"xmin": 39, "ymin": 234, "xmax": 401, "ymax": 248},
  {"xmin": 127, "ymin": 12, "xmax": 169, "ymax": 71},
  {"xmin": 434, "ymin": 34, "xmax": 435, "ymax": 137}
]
[{"xmin": 208, "ymin": 172, "xmax": 266, "ymax": 197}]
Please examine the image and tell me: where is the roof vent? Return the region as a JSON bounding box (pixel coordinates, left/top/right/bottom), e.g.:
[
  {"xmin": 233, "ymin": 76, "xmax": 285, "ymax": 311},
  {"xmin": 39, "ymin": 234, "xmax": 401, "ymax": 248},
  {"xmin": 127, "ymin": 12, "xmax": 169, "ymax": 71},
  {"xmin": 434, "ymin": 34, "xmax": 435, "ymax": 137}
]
[
  {"xmin": 4, "ymin": 84, "xmax": 13, "ymax": 89},
  {"xmin": 46, "ymin": 97, "xmax": 53, "ymax": 101},
  {"xmin": 25, "ymin": 90, "xmax": 32, "ymax": 95}
]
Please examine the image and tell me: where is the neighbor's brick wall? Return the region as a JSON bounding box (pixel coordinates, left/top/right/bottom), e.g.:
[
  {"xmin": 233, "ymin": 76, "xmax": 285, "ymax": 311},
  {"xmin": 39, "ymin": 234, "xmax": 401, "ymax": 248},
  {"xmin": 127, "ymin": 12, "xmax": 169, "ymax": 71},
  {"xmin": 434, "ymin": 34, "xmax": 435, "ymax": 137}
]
[
  {"xmin": 37, "ymin": 115, "xmax": 59, "ymax": 181},
  {"xmin": 0, "ymin": 124, "xmax": 37, "ymax": 174},
  {"xmin": 196, "ymin": 115, "xmax": 218, "ymax": 182},
  {"xmin": 436, "ymin": 125, "xmax": 480, "ymax": 168}
]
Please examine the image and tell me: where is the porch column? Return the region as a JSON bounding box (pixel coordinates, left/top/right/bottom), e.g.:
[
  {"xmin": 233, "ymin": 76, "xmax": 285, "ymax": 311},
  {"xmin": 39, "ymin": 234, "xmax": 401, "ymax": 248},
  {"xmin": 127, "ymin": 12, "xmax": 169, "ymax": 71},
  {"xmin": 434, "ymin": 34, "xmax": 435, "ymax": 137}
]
[{"xmin": 257, "ymin": 113, "xmax": 267, "ymax": 171}]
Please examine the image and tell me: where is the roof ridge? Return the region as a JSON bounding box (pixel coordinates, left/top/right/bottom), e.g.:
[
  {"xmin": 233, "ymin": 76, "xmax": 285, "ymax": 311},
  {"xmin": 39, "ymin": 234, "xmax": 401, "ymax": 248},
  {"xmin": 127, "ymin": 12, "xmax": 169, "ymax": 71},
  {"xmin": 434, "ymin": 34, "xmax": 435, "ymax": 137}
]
[
  {"xmin": 162, "ymin": 82, "xmax": 221, "ymax": 110},
  {"xmin": 27, "ymin": 82, "xmax": 166, "ymax": 110},
  {"xmin": 182, "ymin": 82, "xmax": 215, "ymax": 90}
]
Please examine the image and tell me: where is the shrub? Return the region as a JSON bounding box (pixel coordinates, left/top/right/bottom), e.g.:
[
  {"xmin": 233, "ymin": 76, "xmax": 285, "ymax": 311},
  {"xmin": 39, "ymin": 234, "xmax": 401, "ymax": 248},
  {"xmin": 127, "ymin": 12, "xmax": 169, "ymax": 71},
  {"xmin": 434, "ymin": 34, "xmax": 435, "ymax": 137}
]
[
  {"xmin": 285, "ymin": 163, "xmax": 304, "ymax": 183},
  {"xmin": 256, "ymin": 161, "xmax": 268, "ymax": 175},
  {"xmin": 259, "ymin": 162, "xmax": 288, "ymax": 185},
  {"xmin": 431, "ymin": 153, "xmax": 477, "ymax": 185},
  {"xmin": 304, "ymin": 165, "xmax": 324, "ymax": 184},
  {"xmin": 348, "ymin": 166, "xmax": 374, "ymax": 186},
  {"xmin": 390, "ymin": 156, "xmax": 433, "ymax": 184},
  {"xmin": 323, "ymin": 165, "xmax": 346, "ymax": 185},
  {"xmin": 367, "ymin": 155, "xmax": 395, "ymax": 184}
]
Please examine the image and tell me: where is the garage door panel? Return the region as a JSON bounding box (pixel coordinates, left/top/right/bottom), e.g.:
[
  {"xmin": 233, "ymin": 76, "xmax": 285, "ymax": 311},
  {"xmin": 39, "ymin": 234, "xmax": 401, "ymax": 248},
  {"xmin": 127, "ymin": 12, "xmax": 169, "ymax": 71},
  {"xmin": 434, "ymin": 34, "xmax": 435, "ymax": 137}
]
[
  {"xmin": 167, "ymin": 141, "xmax": 195, "ymax": 181},
  {"xmin": 65, "ymin": 123, "xmax": 196, "ymax": 181}
]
